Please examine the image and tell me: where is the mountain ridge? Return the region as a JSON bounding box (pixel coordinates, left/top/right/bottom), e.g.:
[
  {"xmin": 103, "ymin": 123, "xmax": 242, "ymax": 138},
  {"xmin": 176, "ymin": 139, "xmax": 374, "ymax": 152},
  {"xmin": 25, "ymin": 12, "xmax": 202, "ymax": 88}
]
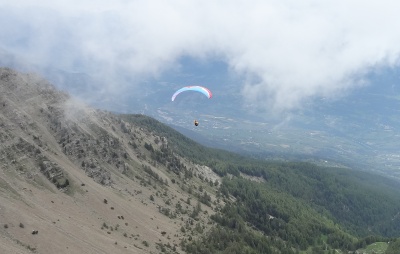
[{"xmin": 0, "ymin": 67, "xmax": 399, "ymax": 253}]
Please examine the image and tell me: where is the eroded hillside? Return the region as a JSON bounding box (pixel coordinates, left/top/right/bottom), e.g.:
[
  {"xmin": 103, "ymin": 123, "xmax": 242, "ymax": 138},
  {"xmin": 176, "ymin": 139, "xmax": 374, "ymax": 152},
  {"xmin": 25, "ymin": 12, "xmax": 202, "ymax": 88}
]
[
  {"xmin": 0, "ymin": 68, "xmax": 221, "ymax": 254},
  {"xmin": 1, "ymin": 68, "xmax": 400, "ymax": 254}
]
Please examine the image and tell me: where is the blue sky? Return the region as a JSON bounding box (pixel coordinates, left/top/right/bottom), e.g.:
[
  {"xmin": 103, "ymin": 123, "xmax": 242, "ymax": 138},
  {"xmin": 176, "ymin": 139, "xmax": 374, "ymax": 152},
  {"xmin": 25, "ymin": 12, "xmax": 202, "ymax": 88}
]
[{"xmin": 1, "ymin": 0, "xmax": 400, "ymax": 115}]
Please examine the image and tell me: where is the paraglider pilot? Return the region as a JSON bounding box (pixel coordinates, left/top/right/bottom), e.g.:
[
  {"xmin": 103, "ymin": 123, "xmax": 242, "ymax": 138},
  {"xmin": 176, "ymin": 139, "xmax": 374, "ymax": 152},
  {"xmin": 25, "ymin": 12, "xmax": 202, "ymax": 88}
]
[{"xmin": 194, "ymin": 120, "xmax": 199, "ymax": 126}]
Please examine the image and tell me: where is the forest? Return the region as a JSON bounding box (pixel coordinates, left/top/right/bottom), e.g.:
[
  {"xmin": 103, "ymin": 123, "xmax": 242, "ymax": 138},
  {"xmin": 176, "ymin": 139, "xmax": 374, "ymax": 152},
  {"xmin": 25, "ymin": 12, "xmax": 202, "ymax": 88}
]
[{"xmin": 122, "ymin": 114, "xmax": 400, "ymax": 253}]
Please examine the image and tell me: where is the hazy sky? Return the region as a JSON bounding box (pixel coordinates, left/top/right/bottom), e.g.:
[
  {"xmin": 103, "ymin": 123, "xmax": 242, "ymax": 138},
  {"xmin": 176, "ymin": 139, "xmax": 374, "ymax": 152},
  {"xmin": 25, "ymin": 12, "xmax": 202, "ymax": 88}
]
[{"xmin": 1, "ymin": 0, "xmax": 400, "ymax": 113}]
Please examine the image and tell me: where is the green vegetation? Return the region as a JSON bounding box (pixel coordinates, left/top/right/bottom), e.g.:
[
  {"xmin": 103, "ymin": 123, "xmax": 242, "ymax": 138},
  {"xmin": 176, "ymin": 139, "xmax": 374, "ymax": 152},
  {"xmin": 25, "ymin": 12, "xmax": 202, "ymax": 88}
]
[
  {"xmin": 386, "ymin": 238, "xmax": 400, "ymax": 254},
  {"xmin": 184, "ymin": 177, "xmax": 399, "ymax": 253},
  {"xmin": 357, "ymin": 242, "xmax": 388, "ymax": 254},
  {"xmin": 122, "ymin": 114, "xmax": 400, "ymax": 253}
]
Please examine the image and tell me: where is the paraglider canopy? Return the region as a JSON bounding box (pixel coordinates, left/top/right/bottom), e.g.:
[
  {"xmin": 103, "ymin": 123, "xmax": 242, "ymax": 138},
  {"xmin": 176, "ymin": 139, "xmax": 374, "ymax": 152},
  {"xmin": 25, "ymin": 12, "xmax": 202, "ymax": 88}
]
[
  {"xmin": 171, "ymin": 86, "xmax": 212, "ymax": 101},
  {"xmin": 172, "ymin": 86, "xmax": 211, "ymax": 126}
]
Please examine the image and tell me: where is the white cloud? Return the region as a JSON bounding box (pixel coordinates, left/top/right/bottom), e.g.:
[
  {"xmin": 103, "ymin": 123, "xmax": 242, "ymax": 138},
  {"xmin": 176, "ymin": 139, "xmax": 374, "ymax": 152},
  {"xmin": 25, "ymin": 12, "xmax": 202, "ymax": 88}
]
[{"xmin": 1, "ymin": 0, "xmax": 400, "ymax": 112}]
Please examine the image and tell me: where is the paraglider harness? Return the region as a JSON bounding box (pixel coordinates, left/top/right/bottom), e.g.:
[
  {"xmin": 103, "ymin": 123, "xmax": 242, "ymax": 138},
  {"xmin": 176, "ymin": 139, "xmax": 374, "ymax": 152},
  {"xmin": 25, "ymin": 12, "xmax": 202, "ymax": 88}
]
[{"xmin": 194, "ymin": 120, "xmax": 199, "ymax": 126}]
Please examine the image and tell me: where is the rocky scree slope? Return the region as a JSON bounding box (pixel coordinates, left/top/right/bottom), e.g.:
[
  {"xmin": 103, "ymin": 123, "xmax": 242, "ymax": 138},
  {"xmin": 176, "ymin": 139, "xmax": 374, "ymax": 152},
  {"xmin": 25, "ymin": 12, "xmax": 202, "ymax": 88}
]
[{"xmin": 0, "ymin": 67, "xmax": 220, "ymax": 254}]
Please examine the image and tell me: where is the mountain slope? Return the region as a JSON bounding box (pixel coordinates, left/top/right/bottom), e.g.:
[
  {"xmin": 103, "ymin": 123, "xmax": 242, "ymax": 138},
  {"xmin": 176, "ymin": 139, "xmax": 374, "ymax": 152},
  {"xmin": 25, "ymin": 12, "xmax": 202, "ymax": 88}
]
[
  {"xmin": 0, "ymin": 68, "xmax": 399, "ymax": 254},
  {"xmin": 0, "ymin": 67, "xmax": 220, "ymax": 254},
  {"xmin": 120, "ymin": 115, "xmax": 400, "ymax": 250}
]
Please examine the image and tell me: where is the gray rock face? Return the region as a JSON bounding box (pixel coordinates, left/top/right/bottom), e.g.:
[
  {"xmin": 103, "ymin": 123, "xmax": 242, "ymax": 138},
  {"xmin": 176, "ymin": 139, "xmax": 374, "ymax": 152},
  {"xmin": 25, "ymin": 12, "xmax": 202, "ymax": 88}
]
[
  {"xmin": 0, "ymin": 67, "xmax": 131, "ymax": 187},
  {"xmin": 39, "ymin": 160, "xmax": 69, "ymax": 189}
]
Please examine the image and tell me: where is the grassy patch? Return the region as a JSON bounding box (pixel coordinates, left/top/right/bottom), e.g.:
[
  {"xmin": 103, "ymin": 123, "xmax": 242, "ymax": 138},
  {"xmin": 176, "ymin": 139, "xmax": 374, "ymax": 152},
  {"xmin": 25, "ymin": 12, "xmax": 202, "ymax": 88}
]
[{"xmin": 357, "ymin": 242, "xmax": 388, "ymax": 254}]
